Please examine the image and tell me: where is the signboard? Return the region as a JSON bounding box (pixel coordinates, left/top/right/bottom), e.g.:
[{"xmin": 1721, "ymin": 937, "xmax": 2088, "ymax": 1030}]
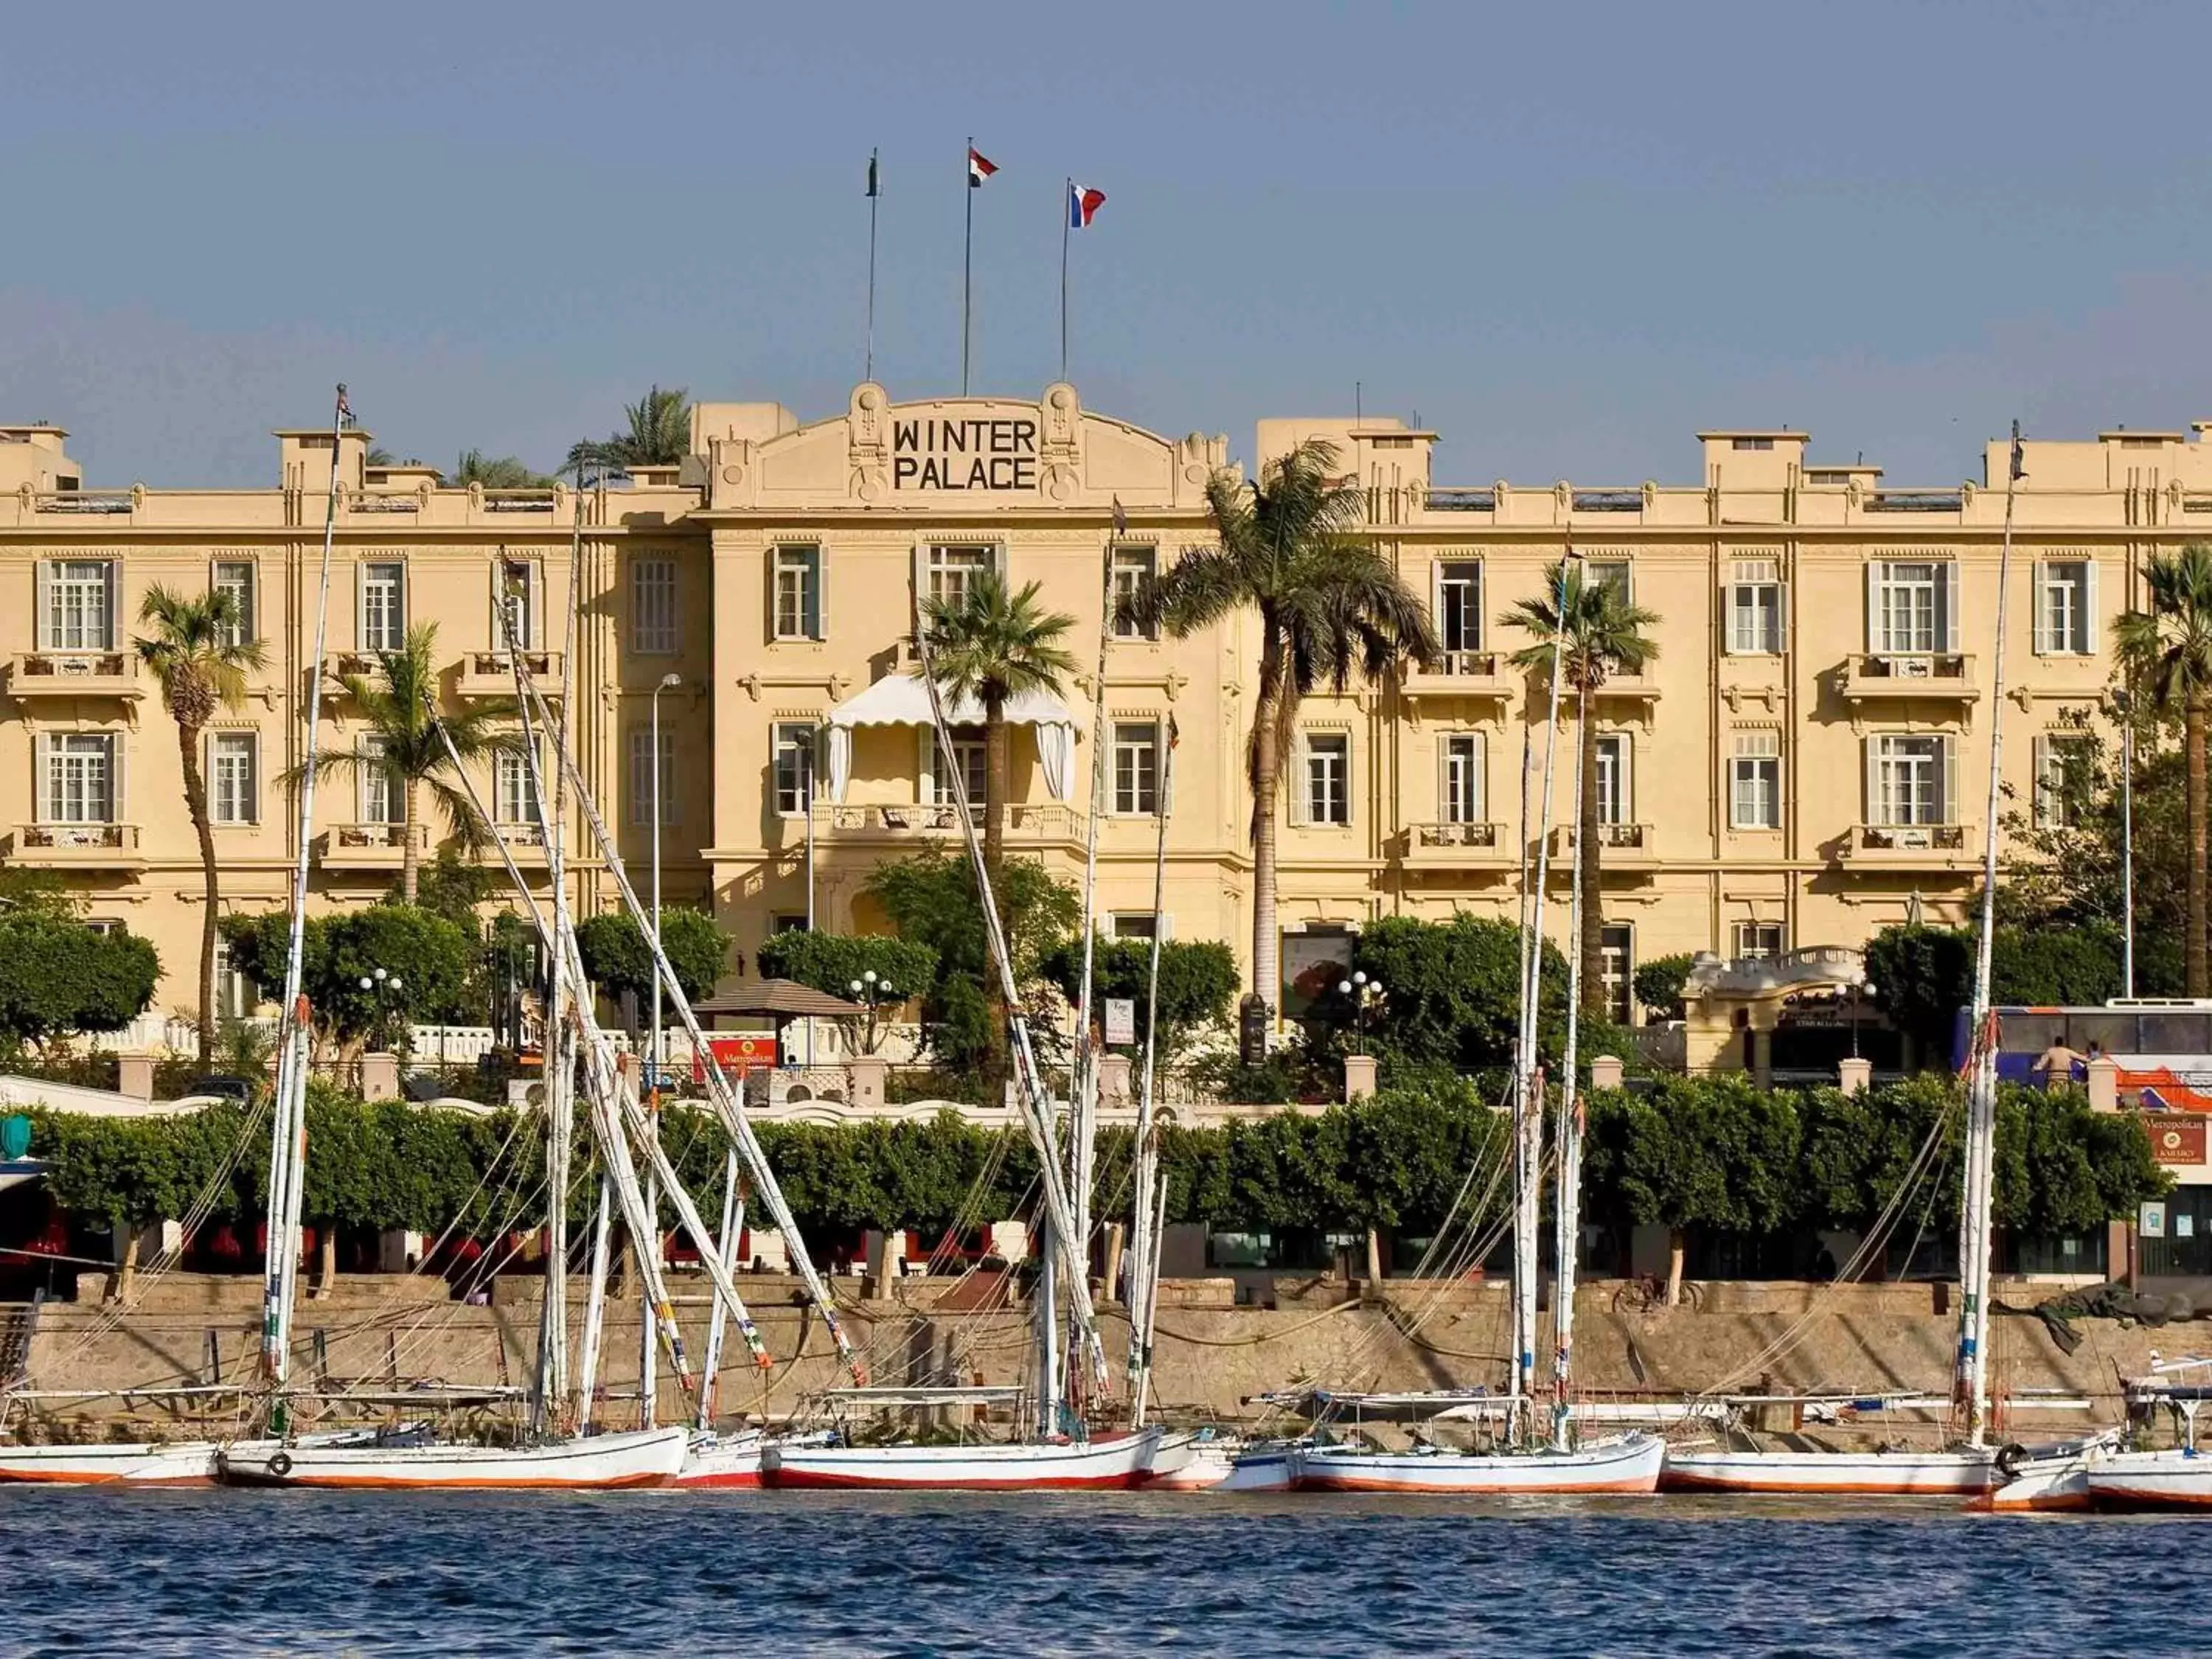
[
  {"xmin": 893, "ymin": 417, "xmax": 1038, "ymax": 492},
  {"xmin": 2140, "ymin": 1116, "xmax": 2208, "ymax": 1168},
  {"xmin": 1103, "ymin": 998, "xmax": 1137, "ymax": 1046},
  {"xmin": 2140, "ymin": 1201, "xmax": 2168, "ymax": 1239},
  {"xmin": 693, "ymin": 1034, "xmax": 778, "ymax": 1084}
]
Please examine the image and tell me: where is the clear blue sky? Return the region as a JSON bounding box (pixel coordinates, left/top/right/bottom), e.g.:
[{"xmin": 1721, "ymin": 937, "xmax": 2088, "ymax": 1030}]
[{"xmin": 8, "ymin": 1, "xmax": 2212, "ymax": 488}]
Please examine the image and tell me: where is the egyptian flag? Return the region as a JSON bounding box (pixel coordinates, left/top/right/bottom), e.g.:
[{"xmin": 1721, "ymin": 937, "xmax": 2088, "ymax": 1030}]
[
  {"xmin": 967, "ymin": 147, "xmax": 998, "ymax": 187},
  {"xmin": 1068, "ymin": 181, "xmax": 1106, "ymax": 228}
]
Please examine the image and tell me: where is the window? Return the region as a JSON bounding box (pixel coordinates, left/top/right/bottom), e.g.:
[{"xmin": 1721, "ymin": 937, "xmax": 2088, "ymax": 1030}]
[
  {"xmin": 497, "ymin": 558, "xmax": 537, "ymax": 650},
  {"xmin": 2036, "ymin": 560, "xmax": 2096, "ymax": 655},
  {"xmin": 1868, "ymin": 560, "xmax": 1957, "ymax": 655},
  {"xmin": 495, "ymin": 748, "xmax": 540, "ymax": 827},
  {"xmin": 928, "ymin": 544, "xmax": 994, "ymax": 611},
  {"xmin": 1871, "ymin": 734, "xmax": 1952, "ymax": 825},
  {"xmin": 1110, "ymin": 913, "xmax": 1160, "ymax": 941},
  {"xmin": 771, "ymin": 914, "xmax": 810, "ymax": 934},
  {"xmin": 628, "ymin": 727, "xmax": 681, "ymax": 826},
  {"xmin": 1595, "ymin": 734, "xmax": 1632, "ymax": 826},
  {"xmin": 43, "ymin": 733, "xmax": 115, "ymax": 822},
  {"xmin": 771, "ymin": 723, "xmax": 815, "ymax": 818},
  {"xmin": 212, "ymin": 560, "xmax": 255, "ymax": 647},
  {"xmin": 772, "ymin": 545, "xmax": 823, "ymax": 641},
  {"xmin": 1112, "ymin": 722, "xmax": 1160, "ymax": 815},
  {"xmin": 1112, "ymin": 547, "xmax": 1157, "ymax": 639},
  {"xmin": 2036, "ymin": 734, "xmax": 2094, "ymax": 829},
  {"xmin": 1733, "ymin": 922, "xmax": 1785, "ymax": 962},
  {"xmin": 1599, "ymin": 924, "xmax": 1634, "ymax": 1024},
  {"xmin": 1587, "ymin": 560, "xmax": 1632, "ymax": 605},
  {"xmin": 357, "ymin": 737, "xmax": 396, "ymax": 824},
  {"xmin": 1435, "ymin": 560, "xmax": 1483, "ymax": 657},
  {"xmin": 214, "ymin": 938, "xmax": 254, "ymax": 1020},
  {"xmin": 209, "ymin": 733, "xmax": 257, "ymax": 826},
  {"xmin": 632, "ymin": 559, "xmax": 678, "ymax": 654},
  {"xmin": 41, "ymin": 560, "xmax": 114, "ymax": 650},
  {"xmin": 1732, "ymin": 437, "xmax": 1773, "ymax": 452},
  {"xmin": 1729, "ymin": 731, "xmax": 1781, "ymax": 830},
  {"xmin": 1442, "ymin": 733, "xmax": 1484, "ymax": 824},
  {"xmin": 931, "ymin": 726, "xmax": 987, "ymax": 807},
  {"xmin": 360, "ymin": 562, "xmax": 406, "ymax": 652},
  {"xmin": 1727, "ymin": 559, "xmax": 1784, "ymax": 655},
  {"xmin": 1302, "ymin": 733, "xmax": 1350, "ymax": 826}
]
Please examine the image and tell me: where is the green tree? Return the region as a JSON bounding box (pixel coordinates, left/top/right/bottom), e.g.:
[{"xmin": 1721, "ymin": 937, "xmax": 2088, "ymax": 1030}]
[
  {"xmin": 2113, "ymin": 543, "xmax": 2212, "ymax": 994},
  {"xmin": 574, "ymin": 908, "xmax": 731, "ymax": 1013},
  {"xmin": 1633, "ymin": 953, "xmax": 1698, "ymax": 1023},
  {"xmin": 756, "ymin": 932, "xmax": 939, "ymax": 1055},
  {"xmin": 1342, "ymin": 914, "xmax": 1567, "ymax": 1076},
  {"xmin": 1505, "ymin": 560, "xmax": 1662, "ymax": 1010},
  {"xmin": 219, "ymin": 904, "xmax": 473, "ymax": 1048},
  {"xmin": 1123, "ymin": 440, "xmax": 1436, "ymax": 1018},
  {"xmin": 133, "ymin": 583, "xmax": 267, "ymax": 1063},
  {"xmin": 1863, "ymin": 923, "xmax": 1975, "ymax": 1070},
  {"xmin": 286, "ymin": 622, "xmax": 521, "ymax": 902},
  {"xmin": 448, "ymin": 448, "xmax": 552, "ymax": 489},
  {"xmin": 1038, "ymin": 935, "xmax": 1240, "ymax": 1062},
  {"xmin": 565, "ymin": 384, "xmax": 692, "ymax": 479},
  {"xmin": 0, "ymin": 911, "xmax": 159, "ymax": 1050},
  {"xmin": 917, "ymin": 571, "xmax": 1079, "ymax": 931}
]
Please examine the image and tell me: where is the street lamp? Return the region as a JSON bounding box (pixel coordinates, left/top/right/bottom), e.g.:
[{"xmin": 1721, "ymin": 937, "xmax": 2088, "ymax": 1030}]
[
  {"xmin": 1336, "ymin": 969, "xmax": 1383, "ymax": 1055},
  {"xmin": 848, "ymin": 970, "xmax": 898, "ymax": 1055},
  {"xmin": 356, "ymin": 966, "xmax": 406, "ymax": 1054}
]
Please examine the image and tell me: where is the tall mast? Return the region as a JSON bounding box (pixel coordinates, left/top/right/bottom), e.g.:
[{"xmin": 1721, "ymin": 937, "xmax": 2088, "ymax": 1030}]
[
  {"xmin": 1551, "ymin": 678, "xmax": 1590, "ymax": 1452},
  {"xmin": 1956, "ymin": 422, "xmax": 2023, "ymax": 1449},
  {"xmin": 1512, "ymin": 553, "xmax": 1575, "ymax": 1446},
  {"xmin": 1127, "ymin": 716, "xmax": 1175, "ymax": 1427},
  {"xmin": 696, "ymin": 1151, "xmax": 745, "ymax": 1430},
  {"xmin": 259, "ymin": 383, "xmax": 349, "ymax": 1435}
]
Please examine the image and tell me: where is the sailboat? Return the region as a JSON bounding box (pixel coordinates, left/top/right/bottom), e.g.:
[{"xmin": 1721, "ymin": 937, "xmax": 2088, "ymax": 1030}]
[
  {"xmin": 1665, "ymin": 427, "xmax": 2044, "ymax": 1499},
  {"xmin": 2081, "ymin": 1359, "xmax": 2212, "ymax": 1509},
  {"xmin": 1287, "ymin": 555, "xmax": 1661, "ymax": 1495},
  {"xmin": 765, "ymin": 545, "xmax": 1164, "ymax": 1492}
]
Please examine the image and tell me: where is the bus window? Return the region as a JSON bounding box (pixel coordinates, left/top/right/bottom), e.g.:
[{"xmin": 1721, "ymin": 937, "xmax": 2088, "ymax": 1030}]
[{"xmin": 2139, "ymin": 1012, "xmax": 2212, "ymax": 1054}]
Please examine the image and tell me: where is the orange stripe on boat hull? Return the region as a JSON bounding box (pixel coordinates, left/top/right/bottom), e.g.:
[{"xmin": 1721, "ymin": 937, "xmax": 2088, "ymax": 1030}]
[
  {"xmin": 0, "ymin": 1470, "xmax": 212, "ymax": 1487},
  {"xmin": 1661, "ymin": 1472, "xmax": 1988, "ymax": 1495},
  {"xmin": 2089, "ymin": 1485, "xmax": 2212, "ymax": 1509},
  {"xmin": 765, "ymin": 1471, "xmax": 1146, "ymax": 1491},
  {"xmin": 672, "ymin": 1472, "xmax": 764, "ymax": 1489},
  {"xmin": 240, "ymin": 1471, "xmax": 674, "ymax": 1490}
]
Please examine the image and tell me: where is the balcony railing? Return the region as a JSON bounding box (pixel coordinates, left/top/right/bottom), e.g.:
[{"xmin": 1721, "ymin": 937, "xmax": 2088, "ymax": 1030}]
[
  {"xmin": 456, "ymin": 650, "xmax": 565, "ymax": 700},
  {"xmin": 320, "ymin": 821, "xmax": 430, "ymax": 869},
  {"xmin": 1404, "ymin": 821, "xmax": 1511, "ymax": 866},
  {"xmin": 494, "ymin": 823, "xmax": 548, "ymax": 849},
  {"xmin": 1848, "ymin": 822, "xmax": 1972, "ymax": 858},
  {"xmin": 810, "ymin": 802, "xmax": 1085, "ymax": 841},
  {"xmin": 32, "ymin": 490, "xmax": 134, "ymax": 516},
  {"xmin": 1425, "ymin": 487, "xmax": 1496, "ymax": 512},
  {"xmin": 11, "ymin": 822, "xmax": 141, "ymax": 858},
  {"xmin": 1402, "ymin": 649, "xmax": 1506, "ymax": 698},
  {"xmin": 1841, "ymin": 653, "xmax": 1978, "ymax": 702},
  {"xmin": 1865, "ymin": 490, "xmax": 1964, "ymax": 513},
  {"xmin": 5, "ymin": 652, "xmax": 144, "ymax": 699},
  {"xmin": 1548, "ymin": 821, "xmax": 1657, "ymax": 861}
]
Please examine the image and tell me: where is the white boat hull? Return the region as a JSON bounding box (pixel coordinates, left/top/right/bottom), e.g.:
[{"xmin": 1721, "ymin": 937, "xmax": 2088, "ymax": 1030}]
[
  {"xmin": 1662, "ymin": 1446, "xmax": 1998, "ymax": 1495},
  {"xmin": 0, "ymin": 1440, "xmax": 219, "ymax": 1486},
  {"xmin": 1297, "ymin": 1433, "xmax": 1665, "ymax": 1495},
  {"xmin": 763, "ymin": 1429, "xmax": 1164, "ymax": 1491},
  {"xmin": 674, "ymin": 1429, "xmax": 768, "ymax": 1489},
  {"xmin": 1217, "ymin": 1444, "xmax": 1304, "ymax": 1492},
  {"xmin": 1141, "ymin": 1433, "xmax": 1234, "ymax": 1492},
  {"xmin": 217, "ymin": 1425, "xmax": 688, "ymax": 1490},
  {"xmin": 2085, "ymin": 1450, "xmax": 2212, "ymax": 1510}
]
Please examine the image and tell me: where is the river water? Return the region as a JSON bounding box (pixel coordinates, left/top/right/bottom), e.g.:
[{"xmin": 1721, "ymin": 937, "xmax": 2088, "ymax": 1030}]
[{"xmin": 4, "ymin": 1489, "xmax": 2207, "ymax": 1658}]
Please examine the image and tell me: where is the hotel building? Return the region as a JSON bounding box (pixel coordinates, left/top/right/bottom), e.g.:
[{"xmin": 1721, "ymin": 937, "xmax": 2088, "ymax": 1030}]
[{"xmin": 0, "ymin": 387, "xmax": 2188, "ymax": 1032}]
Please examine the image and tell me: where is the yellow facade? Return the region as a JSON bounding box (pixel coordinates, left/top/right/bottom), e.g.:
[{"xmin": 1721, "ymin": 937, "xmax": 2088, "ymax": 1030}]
[{"xmin": 1, "ymin": 392, "xmax": 2192, "ymax": 1029}]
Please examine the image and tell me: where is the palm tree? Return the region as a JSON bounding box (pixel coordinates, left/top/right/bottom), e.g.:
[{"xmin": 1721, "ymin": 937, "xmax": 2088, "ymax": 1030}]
[
  {"xmin": 135, "ymin": 586, "xmax": 268, "ymax": 1063},
  {"xmin": 288, "ymin": 623, "xmax": 521, "ymax": 904},
  {"xmin": 1124, "ymin": 439, "xmax": 1436, "ymax": 1017},
  {"xmin": 919, "ymin": 571, "xmax": 1079, "ymax": 925},
  {"xmin": 450, "ymin": 448, "xmax": 553, "ymax": 489},
  {"xmin": 2115, "ymin": 544, "xmax": 2212, "ymax": 994},
  {"xmin": 564, "ymin": 385, "xmax": 692, "ymax": 481},
  {"xmin": 1506, "ymin": 560, "xmax": 1662, "ymax": 1013}
]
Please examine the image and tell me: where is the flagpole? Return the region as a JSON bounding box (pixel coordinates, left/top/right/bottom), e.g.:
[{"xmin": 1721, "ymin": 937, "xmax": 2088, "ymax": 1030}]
[
  {"xmin": 865, "ymin": 147, "xmax": 880, "ymax": 384},
  {"xmin": 961, "ymin": 136, "xmax": 975, "ymax": 397},
  {"xmin": 1060, "ymin": 177, "xmax": 1071, "ymax": 382}
]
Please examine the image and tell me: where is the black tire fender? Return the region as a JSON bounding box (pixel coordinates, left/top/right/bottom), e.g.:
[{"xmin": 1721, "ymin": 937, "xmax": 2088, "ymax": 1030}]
[
  {"xmin": 267, "ymin": 1450, "xmax": 293, "ymax": 1478},
  {"xmin": 1994, "ymin": 1441, "xmax": 2026, "ymax": 1481}
]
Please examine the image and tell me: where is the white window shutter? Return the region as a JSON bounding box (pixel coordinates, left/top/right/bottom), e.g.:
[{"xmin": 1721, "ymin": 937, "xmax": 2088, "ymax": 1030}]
[
  {"xmin": 1619, "ymin": 734, "xmax": 1636, "ymax": 822},
  {"xmin": 1430, "ymin": 560, "xmax": 1444, "ymax": 644},
  {"xmin": 2084, "ymin": 560, "xmax": 2101, "ymax": 655},
  {"xmin": 1159, "ymin": 912, "xmax": 1174, "ymax": 940},
  {"xmin": 355, "ymin": 561, "xmax": 368, "ymax": 648},
  {"xmin": 2031, "ymin": 562, "xmax": 2051, "ymax": 655},
  {"xmin": 1941, "ymin": 563, "xmax": 1961, "ymax": 653},
  {"xmin": 1722, "ymin": 582, "xmax": 1742, "ymax": 656},
  {"xmin": 31, "ymin": 732, "xmax": 49, "ymax": 823},
  {"xmin": 102, "ymin": 563, "xmax": 119, "ymax": 650},
  {"xmin": 397, "ymin": 561, "xmax": 410, "ymax": 636},
  {"xmin": 1941, "ymin": 735, "xmax": 1961, "ymax": 825},
  {"xmin": 111, "ymin": 733, "xmax": 127, "ymax": 824},
  {"xmin": 34, "ymin": 561, "xmax": 52, "ymax": 650},
  {"xmin": 2031, "ymin": 733, "xmax": 2051, "ymax": 824},
  {"xmin": 1774, "ymin": 577, "xmax": 1789, "ymax": 653},
  {"xmin": 809, "ymin": 546, "xmax": 827, "ymax": 641},
  {"xmin": 1863, "ymin": 737, "xmax": 1880, "ymax": 827},
  {"xmin": 917, "ymin": 727, "xmax": 935, "ymax": 804},
  {"xmin": 1157, "ymin": 718, "xmax": 1174, "ymax": 816},
  {"xmin": 1865, "ymin": 563, "xmax": 1883, "ymax": 655},
  {"xmin": 1287, "ymin": 735, "xmax": 1309, "ymax": 827},
  {"xmin": 910, "ymin": 544, "xmax": 928, "ymax": 625}
]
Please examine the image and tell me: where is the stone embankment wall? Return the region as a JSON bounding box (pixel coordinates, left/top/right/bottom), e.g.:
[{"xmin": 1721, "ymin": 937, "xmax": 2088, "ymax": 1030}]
[{"xmin": 8, "ymin": 1273, "xmax": 2179, "ymax": 1443}]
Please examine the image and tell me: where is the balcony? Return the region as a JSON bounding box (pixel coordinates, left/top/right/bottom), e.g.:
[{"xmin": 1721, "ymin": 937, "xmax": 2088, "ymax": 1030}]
[
  {"xmin": 456, "ymin": 650, "xmax": 565, "ymax": 701},
  {"xmin": 1402, "ymin": 820, "xmax": 1514, "ymax": 870},
  {"xmin": 1402, "ymin": 650, "xmax": 1510, "ymax": 702},
  {"xmin": 319, "ymin": 650, "xmax": 386, "ymax": 688},
  {"xmin": 1843, "ymin": 822, "xmax": 1976, "ymax": 868},
  {"xmin": 1548, "ymin": 821, "xmax": 1658, "ymax": 869},
  {"xmin": 319, "ymin": 821, "xmax": 429, "ymax": 871},
  {"xmin": 9, "ymin": 823, "xmax": 145, "ymax": 870},
  {"xmin": 809, "ymin": 801, "xmax": 1086, "ymax": 850},
  {"xmin": 5, "ymin": 652, "xmax": 145, "ymax": 702},
  {"xmin": 1590, "ymin": 669, "xmax": 1662, "ymax": 709},
  {"xmin": 1841, "ymin": 653, "xmax": 1979, "ymax": 708}
]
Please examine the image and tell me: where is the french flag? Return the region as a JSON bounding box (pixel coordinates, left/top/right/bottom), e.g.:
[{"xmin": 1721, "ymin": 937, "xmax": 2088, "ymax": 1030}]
[{"xmin": 1068, "ymin": 181, "xmax": 1106, "ymax": 229}]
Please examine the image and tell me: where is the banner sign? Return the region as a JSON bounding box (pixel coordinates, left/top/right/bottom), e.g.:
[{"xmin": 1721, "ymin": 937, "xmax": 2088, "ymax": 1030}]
[
  {"xmin": 1104, "ymin": 998, "xmax": 1136, "ymax": 1046},
  {"xmin": 694, "ymin": 1034, "xmax": 778, "ymax": 1083}
]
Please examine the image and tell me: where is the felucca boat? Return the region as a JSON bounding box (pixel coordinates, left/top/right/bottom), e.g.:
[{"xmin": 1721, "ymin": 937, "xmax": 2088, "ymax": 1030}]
[{"xmin": 2076, "ymin": 1361, "xmax": 2212, "ymax": 1511}]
